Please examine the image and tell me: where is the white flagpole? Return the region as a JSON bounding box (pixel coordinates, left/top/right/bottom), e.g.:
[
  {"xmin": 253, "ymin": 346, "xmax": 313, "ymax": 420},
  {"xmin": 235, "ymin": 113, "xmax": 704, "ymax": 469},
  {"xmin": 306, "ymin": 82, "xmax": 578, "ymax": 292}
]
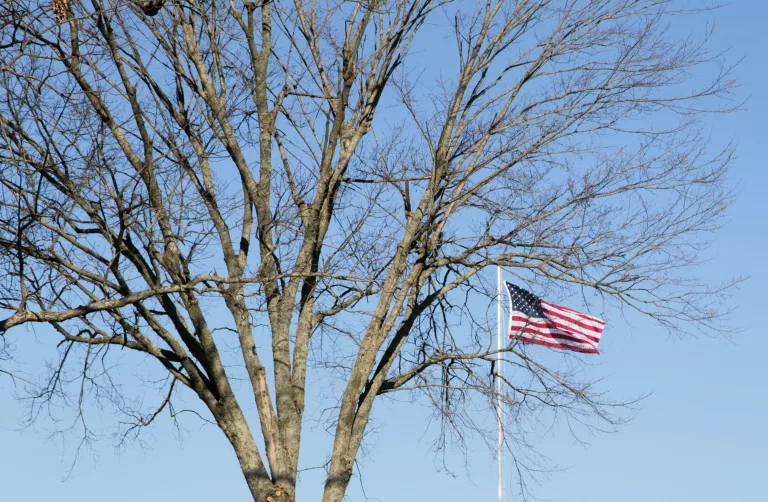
[{"xmin": 496, "ymin": 266, "xmax": 503, "ymax": 502}]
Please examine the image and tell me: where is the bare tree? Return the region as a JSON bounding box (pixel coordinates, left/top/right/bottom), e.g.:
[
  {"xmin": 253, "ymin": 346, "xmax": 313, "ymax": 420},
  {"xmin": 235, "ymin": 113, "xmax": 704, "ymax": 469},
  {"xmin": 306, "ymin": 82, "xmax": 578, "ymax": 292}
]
[{"xmin": 0, "ymin": 1, "xmax": 737, "ymax": 500}]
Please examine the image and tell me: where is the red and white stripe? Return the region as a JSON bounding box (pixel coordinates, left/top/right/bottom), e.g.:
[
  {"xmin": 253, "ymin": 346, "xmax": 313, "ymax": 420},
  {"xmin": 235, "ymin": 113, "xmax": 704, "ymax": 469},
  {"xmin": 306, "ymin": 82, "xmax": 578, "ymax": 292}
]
[{"xmin": 508, "ymin": 300, "xmax": 605, "ymax": 354}]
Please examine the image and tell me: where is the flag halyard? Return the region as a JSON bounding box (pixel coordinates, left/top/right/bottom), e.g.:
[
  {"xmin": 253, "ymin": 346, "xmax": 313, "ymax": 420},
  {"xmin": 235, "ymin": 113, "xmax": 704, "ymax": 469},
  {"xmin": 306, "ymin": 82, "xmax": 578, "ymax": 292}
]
[{"xmin": 505, "ymin": 283, "xmax": 605, "ymax": 354}]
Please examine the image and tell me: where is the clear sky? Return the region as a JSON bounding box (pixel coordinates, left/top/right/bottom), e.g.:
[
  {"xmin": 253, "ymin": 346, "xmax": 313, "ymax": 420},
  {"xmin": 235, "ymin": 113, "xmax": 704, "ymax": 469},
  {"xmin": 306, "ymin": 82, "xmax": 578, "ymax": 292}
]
[{"xmin": 1, "ymin": 2, "xmax": 766, "ymax": 502}]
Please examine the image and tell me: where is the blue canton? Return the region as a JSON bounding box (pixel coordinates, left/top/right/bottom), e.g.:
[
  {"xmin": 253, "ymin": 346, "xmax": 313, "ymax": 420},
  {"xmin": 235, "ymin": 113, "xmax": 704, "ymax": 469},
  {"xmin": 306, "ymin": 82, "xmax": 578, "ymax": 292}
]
[{"xmin": 505, "ymin": 282, "xmax": 546, "ymax": 318}]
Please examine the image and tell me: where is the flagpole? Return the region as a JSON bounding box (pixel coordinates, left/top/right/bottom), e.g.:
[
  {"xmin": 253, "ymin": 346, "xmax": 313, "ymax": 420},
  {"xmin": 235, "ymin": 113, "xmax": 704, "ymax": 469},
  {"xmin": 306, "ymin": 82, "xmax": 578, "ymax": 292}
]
[{"xmin": 496, "ymin": 265, "xmax": 503, "ymax": 502}]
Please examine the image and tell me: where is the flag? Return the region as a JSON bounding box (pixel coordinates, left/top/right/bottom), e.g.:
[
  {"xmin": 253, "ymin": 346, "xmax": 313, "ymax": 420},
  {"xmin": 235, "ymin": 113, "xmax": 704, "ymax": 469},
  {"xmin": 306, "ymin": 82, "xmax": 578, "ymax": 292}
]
[{"xmin": 505, "ymin": 282, "xmax": 605, "ymax": 354}]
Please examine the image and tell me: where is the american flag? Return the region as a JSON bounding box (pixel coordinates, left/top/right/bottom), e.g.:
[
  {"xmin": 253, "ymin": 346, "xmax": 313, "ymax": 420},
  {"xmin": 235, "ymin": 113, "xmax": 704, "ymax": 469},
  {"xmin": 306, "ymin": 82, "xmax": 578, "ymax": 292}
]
[{"xmin": 506, "ymin": 283, "xmax": 605, "ymax": 354}]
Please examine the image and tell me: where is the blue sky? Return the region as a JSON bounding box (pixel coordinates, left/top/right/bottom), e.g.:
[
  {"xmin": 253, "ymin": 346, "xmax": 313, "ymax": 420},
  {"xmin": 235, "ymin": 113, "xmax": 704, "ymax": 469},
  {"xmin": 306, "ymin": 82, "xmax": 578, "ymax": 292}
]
[{"xmin": 1, "ymin": 2, "xmax": 766, "ymax": 501}]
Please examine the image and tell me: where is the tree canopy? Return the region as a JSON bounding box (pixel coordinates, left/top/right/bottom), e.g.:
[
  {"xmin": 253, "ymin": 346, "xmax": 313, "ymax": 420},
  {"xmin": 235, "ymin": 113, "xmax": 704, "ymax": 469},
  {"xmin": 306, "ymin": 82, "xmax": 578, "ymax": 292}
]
[{"xmin": 0, "ymin": 1, "xmax": 737, "ymax": 501}]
